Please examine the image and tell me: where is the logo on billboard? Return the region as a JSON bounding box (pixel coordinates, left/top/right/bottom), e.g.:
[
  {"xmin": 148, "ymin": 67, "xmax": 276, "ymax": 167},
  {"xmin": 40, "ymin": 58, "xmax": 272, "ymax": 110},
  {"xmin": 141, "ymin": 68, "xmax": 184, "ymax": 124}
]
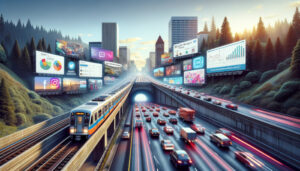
[
  {"xmin": 68, "ymin": 61, "xmax": 75, "ymax": 70},
  {"xmin": 53, "ymin": 60, "xmax": 62, "ymax": 71},
  {"xmin": 50, "ymin": 78, "xmax": 60, "ymax": 89},
  {"xmin": 40, "ymin": 58, "xmax": 51, "ymax": 70}
]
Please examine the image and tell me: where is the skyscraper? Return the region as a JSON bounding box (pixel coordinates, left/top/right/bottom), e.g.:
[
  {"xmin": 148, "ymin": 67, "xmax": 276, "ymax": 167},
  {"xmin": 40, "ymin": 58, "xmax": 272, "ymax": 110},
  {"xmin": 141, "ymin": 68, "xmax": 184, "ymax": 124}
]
[
  {"xmin": 119, "ymin": 46, "xmax": 130, "ymax": 70},
  {"xmin": 169, "ymin": 17, "xmax": 198, "ymax": 51},
  {"xmin": 149, "ymin": 52, "xmax": 156, "ymax": 69},
  {"xmin": 102, "ymin": 22, "xmax": 119, "ymax": 62},
  {"xmin": 155, "ymin": 36, "xmax": 164, "ymax": 67}
]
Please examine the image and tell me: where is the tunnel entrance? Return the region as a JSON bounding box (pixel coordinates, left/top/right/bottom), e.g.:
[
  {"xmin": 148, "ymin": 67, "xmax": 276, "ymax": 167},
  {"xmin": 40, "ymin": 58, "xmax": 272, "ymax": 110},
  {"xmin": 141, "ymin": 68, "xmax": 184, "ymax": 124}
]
[{"xmin": 130, "ymin": 90, "xmax": 153, "ymax": 103}]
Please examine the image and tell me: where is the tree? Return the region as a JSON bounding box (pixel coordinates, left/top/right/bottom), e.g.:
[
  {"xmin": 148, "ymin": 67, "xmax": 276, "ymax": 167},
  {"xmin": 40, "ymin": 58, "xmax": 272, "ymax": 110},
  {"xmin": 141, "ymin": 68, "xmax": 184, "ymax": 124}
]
[
  {"xmin": 47, "ymin": 44, "xmax": 52, "ymax": 53},
  {"xmin": 210, "ymin": 16, "xmax": 216, "ymax": 40},
  {"xmin": 37, "ymin": 39, "xmax": 43, "ymax": 51},
  {"xmin": 219, "ymin": 17, "xmax": 233, "ymax": 46},
  {"xmin": 216, "ymin": 28, "xmax": 220, "ymax": 40},
  {"xmin": 291, "ymin": 39, "xmax": 300, "ymax": 77},
  {"xmin": 22, "ymin": 46, "xmax": 31, "ymax": 71},
  {"xmin": 234, "ymin": 33, "xmax": 240, "ymax": 42},
  {"xmin": 253, "ymin": 40, "xmax": 263, "ymax": 71},
  {"xmin": 246, "ymin": 36, "xmax": 255, "ymax": 70},
  {"xmin": 275, "ymin": 37, "xmax": 285, "ymax": 64},
  {"xmin": 10, "ymin": 40, "xmax": 21, "ymax": 59},
  {"xmin": 286, "ymin": 25, "xmax": 297, "ymax": 57},
  {"xmin": 200, "ymin": 38, "xmax": 207, "ymax": 54},
  {"xmin": 263, "ymin": 38, "xmax": 274, "ymax": 70},
  {"xmin": 203, "ymin": 22, "xmax": 208, "ymax": 32},
  {"xmin": 255, "ymin": 17, "xmax": 268, "ymax": 42},
  {"xmin": 292, "ymin": 7, "xmax": 300, "ymax": 39},
  {"xmin": 0, "ymin": 79, "xmax": 16, "ymax": 126},
  {"xmin": 0, "ymin": 14, "xmax": 4, "ymax": 33},
  {"xmin": 0, "ymin": 44, "xmax": 7, "ymax": 63},
  {"xmin": 41, "ymin": 38, "xmax": 46, "ymax": 51}
]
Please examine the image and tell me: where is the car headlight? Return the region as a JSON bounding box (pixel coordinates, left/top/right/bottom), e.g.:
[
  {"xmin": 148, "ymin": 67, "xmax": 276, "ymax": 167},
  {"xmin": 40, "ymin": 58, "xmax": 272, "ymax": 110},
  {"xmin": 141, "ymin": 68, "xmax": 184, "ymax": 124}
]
[{"xmin": 70, "ymin": 127, "xmax": 75, "ymax": 134}]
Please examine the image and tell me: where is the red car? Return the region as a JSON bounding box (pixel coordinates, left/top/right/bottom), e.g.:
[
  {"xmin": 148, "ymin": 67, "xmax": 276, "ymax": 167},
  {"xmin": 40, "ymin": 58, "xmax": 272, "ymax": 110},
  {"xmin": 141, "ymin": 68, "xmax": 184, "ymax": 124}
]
[
  {"xmin": 235, "ymin": 151, "xmax": 264, "ymax": 169},
  {"xmin": 226, "ymin": 103, "xmax": 238, "ymax": 110},
  {"xmin": 168, "ymin": 110, "xmax": 176, "ymax": 115},
  {"xmin": 169, "ymin": 118, "xmax": 178, "ymax": 124},
  {"xmin": 215, "ymin": 128, "xmax": 233, "ymax": 138},
  {"xmin": 142, "ymin": 109, "xmax": 146, "ymax": 112},
  {"xmin": 191, "ymin": 124, "xmax": 205, "ymax": 134},
  {"xmin": 150, "ymin": 109, "xmax": 153, "ymax": 112},
  {"xmin": 162, "ymin": 107, "xmax": 167, "ymax": 110},
  {"xmin": 153, "ymin": 112, "xmax": 159, "ymax": 117},
  {"xmin": 163, "ymin": 126, "xmax": 174, "ymax": 134},
  {"xmin": 163, "ymin": 113, "xmax": 169, "ymax": 117},
  {"xmin": 156, "ymin": 108, "xmax": 160, "ymax": 112},
  {"xmin": 157, "ymin": 119, "xmax": 166, "ymax": 125},
  {"xmin": 146, "ymin": 117, "xmax": 151, "ymax": 122}
]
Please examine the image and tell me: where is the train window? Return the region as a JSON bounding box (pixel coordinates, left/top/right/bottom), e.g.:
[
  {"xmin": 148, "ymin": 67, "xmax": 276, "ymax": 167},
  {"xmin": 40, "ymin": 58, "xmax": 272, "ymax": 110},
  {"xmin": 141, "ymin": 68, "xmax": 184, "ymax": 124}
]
[
  {"xmin": 84, "ymin": 117, "xmax": 89, "ymax": 124},
  {"xmin": 98, "ymin": 110, "xmax": 102, "ymax": 117},
  {"xmin": 90, "ymin": 115, "xmax": 94, "ymax": 125},
  {"xmin": 95, "ymin": 113, "xmax": 97, "ymax": 120},
  {"xmin": 71, "ymin": 117, "xmax": 75, "ymax": 125}
]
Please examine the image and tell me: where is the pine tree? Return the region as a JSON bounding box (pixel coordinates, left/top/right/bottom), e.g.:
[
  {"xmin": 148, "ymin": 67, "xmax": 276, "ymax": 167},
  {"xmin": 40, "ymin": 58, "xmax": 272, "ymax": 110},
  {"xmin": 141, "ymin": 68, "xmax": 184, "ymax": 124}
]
[
  {"xmin": 10, "ymin": 40, "xmax": 21, "ymax": 59},
  {"xmin": 275, "ymin": 37, "xmax": 285, "ymax": 64},
  {"xmin": 246, "ymin": 36, "xmax": 255, "ymax": 70},
  {"xmin": 37, "ymin": 39, "xmax": 43, "ymax": 51},
  {"xmin": 200, "ymin": 38, "xmax": 206, "ymax": 55},
  {"xmin": 1, "ymin": 41, "xmax": 7, "ymax": 57},
  {"xmin": 47, "ymin": 44, "xmax": 52, "ymax": 53},
  {"xmin": 0, "ymin": 44, "xmax": 6, "ymax": 63},
  {"xmin": 253, "ymin": 40, "xmax": 263, "ymax": 71},
  {"xmin": 219, "ymin": 17, "xmax": 233, "ymax": 46},
  {"xmin": 291, "ymin": 39, "xmax": 300, "ymax": 77},
  {"xmin": 22, "ymin": 46, "xmax": 31, "ymax": 71},
  {"xmin": 234, "ymin": 33, "xmax": 240, "ymax": 42},
  {"xmin": 203, "ymin": 22, "xmax": 208, "ymax": 32},
  {"xmin": 255, "ymin": 17, "xmax": 268, "ymax": 42},
  {"xmin": 41, "ymin": 38, "xmax": 46, "ymax": 51},
  {"xmin": 292, "ymin": 7, "xmax": 300, "ymax": 39},
  {"xmin": 263, "ymin": 38, "xmax": 274, "ymax": 70},
  {"xmin": 0, "ymin": 79, "xmax": 16, "ymax": 126},
  {"xmin": 210, "ymin": 16, "xmax": 216, "ymax": 40},
  {"xmin": 286, "ymin": 25, "xmax": 297, "ymax": 57},
  {"xmin": 0, "ymin": 14, "xmax": 4, "ymax": 33}
]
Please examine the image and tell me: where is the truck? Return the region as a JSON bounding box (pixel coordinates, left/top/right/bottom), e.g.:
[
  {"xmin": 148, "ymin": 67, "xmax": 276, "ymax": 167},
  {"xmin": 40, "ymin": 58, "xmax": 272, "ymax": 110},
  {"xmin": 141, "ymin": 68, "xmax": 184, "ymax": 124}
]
[
  {"xmin": 179, "ymin": 107, "xmax": 195, "ymax": 122},
  {"xmin": 180, "ymin": 127, "xmax": 197, "ymax": 143}
]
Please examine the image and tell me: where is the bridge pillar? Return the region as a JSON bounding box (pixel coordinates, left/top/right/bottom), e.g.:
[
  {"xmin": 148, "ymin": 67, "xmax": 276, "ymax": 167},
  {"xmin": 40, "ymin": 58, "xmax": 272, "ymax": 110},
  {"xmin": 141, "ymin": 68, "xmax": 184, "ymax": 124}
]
[
  {"xmin": 113, "ymin": 117, "xmax": 116, "ymax": 130},
  {"xmin": 93, "ymin": 135, "xmax": 106, "ymax": 161}
]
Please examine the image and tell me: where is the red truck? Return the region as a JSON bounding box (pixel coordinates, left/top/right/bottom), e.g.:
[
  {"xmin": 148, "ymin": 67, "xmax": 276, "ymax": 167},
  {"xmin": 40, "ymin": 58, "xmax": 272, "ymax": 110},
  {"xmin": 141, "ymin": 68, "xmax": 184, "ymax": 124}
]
[{"xmin": 179, "ymin": 107, "xmax": 195, "ymax": 122}]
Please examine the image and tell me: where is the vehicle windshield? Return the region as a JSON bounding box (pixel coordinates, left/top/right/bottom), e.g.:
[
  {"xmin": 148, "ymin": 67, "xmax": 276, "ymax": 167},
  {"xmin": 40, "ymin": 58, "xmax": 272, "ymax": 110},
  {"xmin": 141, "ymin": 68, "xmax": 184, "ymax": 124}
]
[
  {"xmin": 178, "ymin": 153, "xmax": 189, "ymax": 160},
  {"xmin": 152, "ymin": 129, "xmax": 158, "ymax": 132}
]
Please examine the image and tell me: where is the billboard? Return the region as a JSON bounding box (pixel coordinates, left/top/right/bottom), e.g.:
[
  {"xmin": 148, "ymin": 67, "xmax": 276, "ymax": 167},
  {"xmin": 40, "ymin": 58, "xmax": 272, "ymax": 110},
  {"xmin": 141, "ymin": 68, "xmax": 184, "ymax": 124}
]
[
  {"xmin": 79, "ymin": 61, "xmax": 103, "ymax": 78},
  {"xmin": 161, "ymin": 53, "xmax": 173, "ymax": 65},
  {"xmin": 163, "ymin": 77, "xmax": 183, "ymax": 85},
  {"xmin": 34, "ymin": 77, "xmax": 61, "ymax": 93},
  {"xmin": 184, "ymin": 69, "xmax": 205, "ymax": 85},
  {"xmin": 36, "ymin": 51, "xmax": 65, "ymax": 75},
  {"xmin": 183, "ymin": 59, "xmax": 192, "ymax": 71},
  {"xmin": 207, "ymin": 40, "xmax": 246, "ymax": 73},
  {"xmin": 193, "ymin": 56, "xmax": 205, "ymax": 69},
  {"xmin": 173, "ymin": 38, "xmax": 198, "ymax": 57},
  {"xmin": 104, "ymin": 61, "xmax": 122, "ymax": 76},
  {"xmin": 56, "ymin": 40, "xmax": 84, "ymax": 58},
  {"xmin": 63, "ymin": 78, "xmax": 87, "ymax": 93},
  {"xmin": 91, "ymin": 47, "xmax": 114, "ymax": 62},
  {"xmin": 88, "ymin": 79, "xmax": 103, "ymax": 91},
  {"xmin": 65, "ymin": 59, "xmax": 78, "ymax": 76},
  {"xmin": 153, "ymin": 67, "xmax": 164, "ymax": 77},
  {"xmin": 166, "ymin": 64, "xmax": 181, "ymax": 76},
  {"xmin": 104, "ymin": 76, "xmax": 117, "ymax": 84}
]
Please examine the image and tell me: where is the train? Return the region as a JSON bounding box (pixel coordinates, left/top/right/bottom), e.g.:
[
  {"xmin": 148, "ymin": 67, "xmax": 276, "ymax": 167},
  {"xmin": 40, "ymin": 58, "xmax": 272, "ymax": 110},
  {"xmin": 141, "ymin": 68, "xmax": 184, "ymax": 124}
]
[{"xmin": 69, "ymin": 81, "xmax": 132, "ymax": 140}]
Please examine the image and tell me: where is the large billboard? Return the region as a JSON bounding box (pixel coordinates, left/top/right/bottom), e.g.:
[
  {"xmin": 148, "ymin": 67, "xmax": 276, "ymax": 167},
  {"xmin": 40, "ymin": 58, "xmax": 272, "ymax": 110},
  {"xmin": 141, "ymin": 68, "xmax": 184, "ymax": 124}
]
[
  {"xmin": 207, "ymin": 40, "xmax": 246, "ymax": 73},
  {"xmin": 161, "ymin": 53, "xmax": 173, "ymax": 65},
  {"xmin": 166, "ymin": 64, "xmax": 181, "ymax": 76},
  {"xmin": 183, "ymin": 59, "xmax": 192, "ymax": 71},
  {"xmin": 104, "ymin": 61, "xmax": 122, "ymax": 76},
  {"xmin": 88, "ymin": 79, "xmax": 103, "ymax": 91},
  {"xmin": 173, "ymin": 38, "xmax": 198, "ymax": 57},
  {"xmin": 104, "ymin": 76, "xmax": 117, "ymax": 84},
  {"xmin": 79, "ymin": 60, "xmax": 103, "ymax": 78},
  {"xmin": 34, "ymin": 77, "xmax": 61, "ymax": 93},
  {"xmin": 193, "ymin": 56, "xmax": 205, "ymax": 69},
  {"xmin": 56, "ymin": 40, "xmax": 84, "ymax": 58},
  {"xmin": 153, "ymin": 67, "xmax": 164, "ymax": 77},
  {"xmin": 63, "ymin": 78, "xmax": 87, "ymax": 93},
  {"xmin": 163, "ymin": 77, "xmax": 183, "ymax": 85},
  {"xmin": 91, "ymin": 47, "xmax": 114, "ymax": 62},
  {"xmin": 65, "ymin": 58, "xmax": 78, "ymax": 76},
  {"xmin": 184, "ymin": 69, "xmax": 205, "ymax": 85},
  {"xmin": 36, "ymin": 51, "xmax": 65, "ymax": 75}
]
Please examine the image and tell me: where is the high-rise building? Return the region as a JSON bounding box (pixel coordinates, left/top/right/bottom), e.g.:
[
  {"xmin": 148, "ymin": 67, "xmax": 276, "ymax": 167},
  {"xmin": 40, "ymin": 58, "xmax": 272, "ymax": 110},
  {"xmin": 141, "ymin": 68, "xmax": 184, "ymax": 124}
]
[
  {"xmin": 169, "ymin": 16, "xmax": 198, "ymax": 51},
  {"xmin": 155, "ymin": 36, "xmax": 164, "ymax": 67},
  {"xmin": 149, "ymin": 52, "xmax": 156, "ymax": 69},
  {"xmin": 102, "ymin": 22, "xmax": 119, "ymax": 62},
  {"xmin": 119, "ymin": 46, "xmax": 130, "ymax": 70}
]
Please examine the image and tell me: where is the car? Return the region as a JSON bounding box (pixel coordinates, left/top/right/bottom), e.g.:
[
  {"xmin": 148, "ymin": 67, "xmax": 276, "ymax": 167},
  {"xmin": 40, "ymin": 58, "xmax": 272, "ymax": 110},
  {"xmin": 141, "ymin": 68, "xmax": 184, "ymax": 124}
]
[
  {"xmin": 136, "ymin": 113, "xmax": 141, "ymax": 117},
  {"xmin": 149, "ymin": 109, "xmax": 153, "ymax": 112},
  {"xmin": 157, "ymin": 119, "xmax": 166, "ymax": 125},
  {"xmin": 226, "ymin": 103, "xmax": 238, "ymax": 110},
  {"xmin": 153, "ymin": 112, "xmax": 159, "ymax": 117},
  {"xmin": 135, "ymin": 119, "xmax": 143, "ymax": 128},
  {"xmin": 170, "ymin": 150, "xmax": 192, "ymax": 168},
  {"xmin": 161, "ymin": 139, "xmax": 174, "ymax": 150},
  {"xmin": 215, "ymin": 128, "xmax": 233, "ymax": 138},
  {"xmin": 122, "ymin": 131, "xmax": 130, "ymax": 139},
  {"xmin": 142, "ymin": 109, "xmax": 146, "ymax": 112},
  {"xmin": 213, "ymin": 100, "xmax": 222, "ymax": 105},
  {"xmin": 162, "ymin": 107, "xmax": 168, "ymax": 110},
  {"xmin": 163, "ymin": 113, "xmax": 169, "ymax": 117},
  {"xmin": 156, "ymin": 108, "xmax": 161, "ymax": 112},
  {"xmin": 149, "ymin": 128, "xmax": 160, "ymax": 137},
  {"xmin": 235, "ymin": 151, "xmax": 264, "ymax": 169},
  {"xmin": 203, "ymin": 96, "xmax": 212, "ymax": 101},
  {"xmin": 125, "ymin": 122, "xmax": 131, "ymax": 127},
  {"xmin": 164, "ymin": 126, "xmax": 174, "ymax": 134},
  {"xmin": 210, "ymin": 133, "xmax": 232, "ymax": 148},
  {"xmin": 169, "ymin": 118, "xmax": 178, "ymax": 124},
  {"xmin": 190, "ymin": 124, "xmax": 205, "ymax": 134},
  {"xmin": 168, "ymin": 110, "xmax": 177, "ymax": 115},
  {"xmin": 146, "ymin": 117, "xmax": 151, "ymax": 122},
  {"xmin": 194, "ymin": 94, "xmax": 201, "ymax": 98},
  {"xmin": 184, "ymin": 91, "xmax": 190, "ymax": 95},
  {"xmin": 144, "ymin": 113, "xmax": 149, "ymax": 117}
]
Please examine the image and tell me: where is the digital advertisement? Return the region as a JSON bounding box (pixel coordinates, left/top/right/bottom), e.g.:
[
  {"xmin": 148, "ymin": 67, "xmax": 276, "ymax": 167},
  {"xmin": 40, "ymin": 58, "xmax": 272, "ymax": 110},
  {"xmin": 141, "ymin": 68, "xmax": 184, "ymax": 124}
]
[
  {"xmin": 153, "ymin": 67, "xmax": 164, "ymax": 77},
  {"xmin": 65, "ymin": 59, "xmax": 78, "ymax": 76},
  {"xmin": 88, "ymin": 79, "xmax": 103, "ymax": 91},
  {"xmin": 79, "ymin": 60, "xmax": 103, "ymax": 78},
  {"xmin": 56, "ymin": 39, "xmax": 85, "ymax": 58},
  {"xmin": 104, "ymin": 61, "xmax": 122, "ymax": 76},
  {"xmin": 36, "ymin": 51, "xmax": 65, "ymax": 75},
  {"xmin": 34, "ymin": 77, "xmax": 62, "ymax": 93},
  {"xmin": 165, "ymin": 64, "xmax": 181, "ymax": 76},
  {"xmin": 104, "ymin": 76, "xmax": 117, "ymax": 84},
  {"xmin": 207, "ymin": 40, "xmax": 246, "ymax": 73},
  {"xmin": 193, "ymin": 56, "xmax": 205, "ymax": 69},
  {"xmin": 183, "ymin": 59, "xmax": 192, "ymax": 71},
  {"xmin": 91, "ymin": 47, "xmax": 114, "ymax": 62},
  {"xmin": 161, "ymin": 53, "xmax": 173, "ymax": 65},
  {"xmin": 173, "ymin": 38, "xmax": 198, "ymax": 57},
  {"xmin": 184, "ymin": 69, "xmax": 205, "ymax": 85},
  {"xmin": 63, "ymin": 78, "xmax": 87, "ymax": 93},
  {"xmin": 163, "ymin": 77, "xmax": 183, "ymax": 85}
]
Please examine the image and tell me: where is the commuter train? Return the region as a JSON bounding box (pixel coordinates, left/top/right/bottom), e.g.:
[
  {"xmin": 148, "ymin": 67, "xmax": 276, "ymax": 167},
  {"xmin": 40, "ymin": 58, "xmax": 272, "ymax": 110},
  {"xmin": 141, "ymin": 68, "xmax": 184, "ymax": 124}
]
[{"xmin": 69, "ymin": 82, "xmax": 132, "ymax": 140}]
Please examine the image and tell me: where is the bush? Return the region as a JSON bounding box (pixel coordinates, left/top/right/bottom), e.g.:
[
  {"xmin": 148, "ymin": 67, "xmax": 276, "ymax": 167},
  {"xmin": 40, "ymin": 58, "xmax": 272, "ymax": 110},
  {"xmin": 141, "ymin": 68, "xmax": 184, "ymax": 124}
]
[
  {"xmin": 32, "ymin": 99, "xmax": 42, "ymax": 105},
  {"xmin": 230, "ymin": 85, "xmax": 241, "ymax": 96},
  {"xmin": 245, "ymin": 71, "xmax": 261, "ymax": 83},
  {"xmin": 28, "ymin": 91, "xmax": 39, "ymax": 99},
  {"xmin": 52, "ymin": 106, "xmax": 63, "ymax": 116},
  {"xmin": 239, "ymin": 81, "xmax": 252, "ymax": 90},
  {"xmin": 266, "ymin": 102, "xmax": 281, "ymax": 112},
  {"xmin": 277, "ymin": 58, "xmax": 291, "ymax": 71},
  {"xmin": 280, "ymin": 81, "xmax": 300, "ymax": 91},
  {"xmin": 259, "ymin": 70, "xmax": 278, "ymax": 83},
  {"xmin": 274, "ymin": 81, "xmax": 300, "ymax": 102},
  {"xmin": 219, "ymin": 85, "xmax": 231, "ymax": 94},
  {"xmin": 283, "ymin": 97, "xmax": 300, "ymax": 109},
  {"xmin": 287, "ymin": 107, "xmax": 300, "ymax": 116},
  {"xmin": 32, "ymin": 113, "xmax": 51, "ymax": 124},
  {"xmin": 16, "ymin": 113, "xmax": 27, "ymax": 126}
]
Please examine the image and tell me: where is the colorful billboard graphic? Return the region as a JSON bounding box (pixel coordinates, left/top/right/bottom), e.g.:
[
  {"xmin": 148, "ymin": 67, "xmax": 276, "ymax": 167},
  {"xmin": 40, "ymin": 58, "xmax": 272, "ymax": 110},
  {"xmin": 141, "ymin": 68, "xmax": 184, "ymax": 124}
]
[
  {"xmin": 104, "ymin": 76, "xmax": 117, "ymax": 84},
  {"xmin": 163, "ymin": 77, "xmax": 183, "ymax": 85},
  {"xmin": 166, "ymin": 64, "xmax": 181, "ymax": 76},
  {"xmin": 184, "ymin": 69, "xmax": 205, "ymax": 85},
  {"xmin": 207, "ymin": 40, "xmax": 246, "ymax": 73},
  {"xmin": 104, "ymin": 61, "xmax": 122, "ymax": 76},
  {"xmin": 34, "ymin": 77, "xmax": 61, "ymax": 93},
  {"xmin": 36, "ymin": 51, "xmax": 64, "ymax": 75},
  {"xmin": 79, "ymin": 60, "xmax": 103, "ymax": 78},
  {"xmin": 173, "ymin": 38, "xmax": 198, "ymax": 57},
  {"xmin": 63, "ymin": 78, "xmax": 87, "ymax": 93},
  {"xmin": 161, "ymin": 53, "xmax": 173, "ymax": 65},
  {"xmin": 56, "ymin": 40, "xmax": 84, "ymax": 58},
  {"xmin": 153, "ymin": 67, "xmax": 164, "ymax": 77},
  {"xmin": 65, "ymin": 59, "xmax": 78, "ymax": 76},
  {"xmin": 88, "ymin": 79, "xmax": 103, "ymax": 91},
  {"xmin": 183, "ymin": 59, "xmax": 192, "ymax": 71},
  {"xmin": 193, "ymin": 56, "xmax": 205, "ymax": 69},
  {"xmin": 91, "ymin": 47, "xmax": 114, "ymax": 61}
]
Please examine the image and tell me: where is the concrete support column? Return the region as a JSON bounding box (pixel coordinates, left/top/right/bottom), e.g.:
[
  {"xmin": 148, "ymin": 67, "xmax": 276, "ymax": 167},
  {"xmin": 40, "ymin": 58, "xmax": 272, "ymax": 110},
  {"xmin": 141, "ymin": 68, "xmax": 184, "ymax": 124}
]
[
  {"xmin": 113, "ymin": 117, "xmax": 116, "ymax": 130},
  {"xmin": 104, "ymin": 131, "xmax": 108, "ymax": 147}
]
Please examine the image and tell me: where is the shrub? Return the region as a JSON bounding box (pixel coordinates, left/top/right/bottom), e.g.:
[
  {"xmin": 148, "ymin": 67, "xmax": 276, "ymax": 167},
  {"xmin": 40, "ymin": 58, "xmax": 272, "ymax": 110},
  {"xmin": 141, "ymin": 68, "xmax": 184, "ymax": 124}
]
[
  {"xmin": 219, "ymin": 85, "xmax": 231, "ymax": 94},
  {"xmin": 230, "ymin": 85, "xmax": 241, "ymax": 96},
  {"xmin": 28, "ymin": 91, "xmax": 39, "ymax": 99},
  {"xmin": 245, "ymin": 71, "xmax": 261, "ymax": 83},
  {"xmin": 277, "ymin": 58, "xmax": 291, "ymax": 71},
  {"xmin": 239, "ymin": 81, "xmax": 252, "ymax": 90},
  {"xmin": 283, "ymin": 97, "xmax": 300, "ymax": 109},
  {"xmin": 52, "ymin": 106, "xmax": 63, "ymax": 116},
  {"xmin": 274, "ymin": 89, "xmax": 293, "ymax": 102},
  {"xmin": 274, "ymin": 81, "xmax": 300, "ymax": 102},
  {"xmin": 287, "ymin": 107, "xmax": 300, "ymax": 116},
  {"xmin": 32, "ymin": 113, "xmax": 51, "ymax": 124},
  {"xmin": 266, "ymin": 102, "xmax": 281, "ymax": 112},
  {"xmin": 259, "ymin": 70, "xmax": 278, "ymax": 83},
  {"xmin": 32, "ymin": 99, "xmax": 42, "ymax": 105},
  {"xmin": 280, "ymin": 81, "xmax": 300, "ymax": 91},
  {"xmin": 15, "ymin": 113, "xmax": 26, "ymax": 126}
]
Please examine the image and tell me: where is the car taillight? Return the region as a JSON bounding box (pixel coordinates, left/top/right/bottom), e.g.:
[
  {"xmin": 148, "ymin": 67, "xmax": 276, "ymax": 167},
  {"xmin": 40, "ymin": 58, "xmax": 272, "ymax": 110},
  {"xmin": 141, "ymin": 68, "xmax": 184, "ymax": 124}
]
[
  {"xmin": 177, "ymin": 160, "xmax": 182, "ymax": 164},
  {"xmin": 188, "ymin": 159, "xmax": 192, "ymax": 164},
  {"xmin": 221, "ymin": 142, "xmax": 224, "ymax": 145},
  {"xmin": 230, "ymin": 141, "xmax": 232, "ymax": 145}
]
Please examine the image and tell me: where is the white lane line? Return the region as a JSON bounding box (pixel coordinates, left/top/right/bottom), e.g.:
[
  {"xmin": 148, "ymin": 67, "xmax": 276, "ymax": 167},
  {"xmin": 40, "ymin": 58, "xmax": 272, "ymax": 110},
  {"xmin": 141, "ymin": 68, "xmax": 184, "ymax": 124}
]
[{"xmin": 153, "ymin": 155, "xmax": 160, "ymax": 166}]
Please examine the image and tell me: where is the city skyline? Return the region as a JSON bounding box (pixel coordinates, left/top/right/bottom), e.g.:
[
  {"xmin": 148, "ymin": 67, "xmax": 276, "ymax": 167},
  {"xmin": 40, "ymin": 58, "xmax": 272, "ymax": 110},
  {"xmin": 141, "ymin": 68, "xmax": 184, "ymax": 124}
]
[{"xmin": 0, "ymin": 0, "xmax": 299, "ymax": 69}]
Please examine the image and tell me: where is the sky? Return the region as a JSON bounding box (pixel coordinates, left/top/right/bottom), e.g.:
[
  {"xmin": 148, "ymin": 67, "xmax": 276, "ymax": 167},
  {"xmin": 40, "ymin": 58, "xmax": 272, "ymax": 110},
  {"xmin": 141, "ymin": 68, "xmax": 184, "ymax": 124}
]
[{"xmin": 0, "ymin": 0, "xmax": 299, "ymax": 69}]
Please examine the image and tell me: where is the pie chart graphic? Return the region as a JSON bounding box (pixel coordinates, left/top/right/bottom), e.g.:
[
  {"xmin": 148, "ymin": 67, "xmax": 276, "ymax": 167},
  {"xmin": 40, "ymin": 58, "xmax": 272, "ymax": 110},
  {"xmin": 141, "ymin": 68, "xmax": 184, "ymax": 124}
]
[
  {"xmin": 40, "ymin": 58, "xmax": 51, "ymax": 70},
  {"xmin": 53, "ymin": 60, "xmax": 62, "ymax": 71}
]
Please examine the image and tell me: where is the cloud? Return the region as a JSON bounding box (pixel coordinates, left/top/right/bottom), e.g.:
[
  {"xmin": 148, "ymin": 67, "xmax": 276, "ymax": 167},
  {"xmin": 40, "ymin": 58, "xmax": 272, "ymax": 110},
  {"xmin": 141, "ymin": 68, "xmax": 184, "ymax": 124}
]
[
  {"xmin": 290, "ymin": 1, "xmax": 300, "ymax": 7},
  {"xmin": 140, "ymin": 40, "xmax": 155, "ymax": 45},
  {"xmin": 119, "ymin": 37, "xmax": 141, "ymax": 44},
  {"xmin": 87, "ymin": 33, "xmax": 93, "ymax": 37},
  {"xmin": 255, "ymin": 4, "xmax": 263, "ymax": 10},
  {"xmin": 195, "ymin": 5, "xmax": 203, "ymax": 11},
  {"xmin": 248, "ymin": 4, "xmax": 263, "ymax": 13},
  {"xmin": 264, "ymin": 15, "xmax": 279, "ymax": 20}
]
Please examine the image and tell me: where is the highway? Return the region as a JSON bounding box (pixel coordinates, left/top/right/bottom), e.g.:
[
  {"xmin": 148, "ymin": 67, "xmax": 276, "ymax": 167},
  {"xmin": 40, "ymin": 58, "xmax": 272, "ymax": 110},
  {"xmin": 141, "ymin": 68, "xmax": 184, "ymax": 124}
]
[{"xmin": 113, "ymin": 102, "xmax": 293, "ymax": 171}]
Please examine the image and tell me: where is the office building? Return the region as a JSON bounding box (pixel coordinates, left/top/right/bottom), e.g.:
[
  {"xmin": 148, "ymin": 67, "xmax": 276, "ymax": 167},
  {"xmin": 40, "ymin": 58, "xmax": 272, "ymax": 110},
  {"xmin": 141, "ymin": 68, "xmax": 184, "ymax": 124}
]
[
  {"xmin": 119, "ymin": 46, "xmax": 130, "ymax": 70},
  {"xmin": 102, "ymin": 22, "xmax": 119, "ymax": 62},
  {"xmin": 149, "ymin": 52, "xmax": 156, "ymax": 69},
  {"xmin": 169, "ymin": 16, "xmax": 198, "ymax": 51},
  {"xmin": 155, "ymin": 36, "xmax": 164, "ymax": 67}
]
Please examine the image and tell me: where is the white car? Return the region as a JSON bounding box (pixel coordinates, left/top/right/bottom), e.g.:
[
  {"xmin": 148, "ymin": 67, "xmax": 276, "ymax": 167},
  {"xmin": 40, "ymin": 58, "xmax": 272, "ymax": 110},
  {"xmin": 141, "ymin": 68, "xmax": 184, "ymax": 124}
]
[{"xmin": 122, "ymin": 131, "xmax": 130, "ymax": 139}]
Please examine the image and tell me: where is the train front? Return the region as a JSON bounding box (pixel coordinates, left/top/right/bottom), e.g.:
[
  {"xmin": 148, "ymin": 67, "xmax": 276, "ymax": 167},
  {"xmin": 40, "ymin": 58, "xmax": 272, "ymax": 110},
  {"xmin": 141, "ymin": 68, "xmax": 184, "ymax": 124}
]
[{"xmin": 69, "ymin": 110, "xmax": 90, "ymax": 140}]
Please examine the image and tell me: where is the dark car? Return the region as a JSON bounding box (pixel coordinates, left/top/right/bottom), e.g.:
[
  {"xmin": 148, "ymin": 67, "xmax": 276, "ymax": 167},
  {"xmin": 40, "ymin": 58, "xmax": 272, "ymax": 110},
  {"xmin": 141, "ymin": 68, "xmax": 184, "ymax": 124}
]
[
  {"xmin": 169, "ymin": 118, "xmax": 178, "ymax": 124},
  {"xmin": 170, "ymin": 150, "xmax": 192, "ymax": 168},
  {"xmin": 225, "ymin": 103, "xmax": 238, "ymax": 110},
  {"xmin": 157, "ymin": 119, "xmax": 166, "ymax": 125},
  {"xmin": 146, "ymin": 117, "xmax": 151, "ymax": 122},
  {"xmin": 149, "ymin": 128, "xmax": 160, "ymax": 137},
  {"xmin": 203, "ymin": 96, "xmax": 212, "ymax": 101},
  {"xmin": 144, "ymin": 113, "xmax": 149, "ymax": 117}
]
